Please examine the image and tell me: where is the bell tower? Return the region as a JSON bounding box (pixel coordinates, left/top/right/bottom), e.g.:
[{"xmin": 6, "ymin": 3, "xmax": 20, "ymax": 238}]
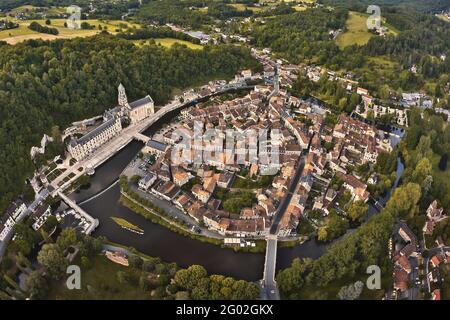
[{"xmin": 118, "ymin": 83, "xmax": 129, "ymax": 108}]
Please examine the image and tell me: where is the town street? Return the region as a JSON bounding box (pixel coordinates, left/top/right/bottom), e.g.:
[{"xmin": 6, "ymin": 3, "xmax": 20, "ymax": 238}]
[{"xmin": 270, "ymin": 156, "xmax": 306, "ymax": 235}]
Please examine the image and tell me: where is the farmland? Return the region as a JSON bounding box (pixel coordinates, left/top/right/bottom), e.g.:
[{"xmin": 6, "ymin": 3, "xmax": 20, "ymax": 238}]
[{"xmin": 0, "ymin": 18, "xmax": 139, "ymax": 44}]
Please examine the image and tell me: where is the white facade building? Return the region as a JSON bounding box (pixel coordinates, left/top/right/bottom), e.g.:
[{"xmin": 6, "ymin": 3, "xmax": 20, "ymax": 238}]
[{"xmin": 68, "ymin": 115, "xmax": 122, "ymax": 161}]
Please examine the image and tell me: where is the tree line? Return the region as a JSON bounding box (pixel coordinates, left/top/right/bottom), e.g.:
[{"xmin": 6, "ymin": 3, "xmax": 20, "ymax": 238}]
[{"xmin": 28, "ymin": 21, "xmax": 59, "ymax": 35}]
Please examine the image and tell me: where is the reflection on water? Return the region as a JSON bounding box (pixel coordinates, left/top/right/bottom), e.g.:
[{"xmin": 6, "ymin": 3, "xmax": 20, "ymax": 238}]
[{"xmin": 82, "ymin": 184, "xmax": 265, "ymax": 281}]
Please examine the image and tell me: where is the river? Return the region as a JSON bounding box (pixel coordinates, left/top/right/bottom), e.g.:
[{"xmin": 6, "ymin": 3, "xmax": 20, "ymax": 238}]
[{"xmin": 63, "ymin": 105, "xmax": 404, "ymax": 281}]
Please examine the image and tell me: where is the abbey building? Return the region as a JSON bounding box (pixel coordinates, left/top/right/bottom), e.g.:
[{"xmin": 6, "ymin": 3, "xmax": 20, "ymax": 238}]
[
  {"xmin": 67, "ymin": 84, "xmax": 155, "ymax": 161},
  {"xmin": 117, "ymin": 83, "xmax": 155, "ymax": 124}
]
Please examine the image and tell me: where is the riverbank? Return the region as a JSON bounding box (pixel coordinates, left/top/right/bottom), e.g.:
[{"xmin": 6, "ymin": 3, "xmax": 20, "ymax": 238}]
[{"xmin": 120, "ymin": 191, "xmax": 267, "ymax": 254}]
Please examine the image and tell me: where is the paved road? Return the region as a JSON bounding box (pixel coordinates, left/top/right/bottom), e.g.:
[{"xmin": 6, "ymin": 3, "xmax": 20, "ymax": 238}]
[
  {"xmin": 270, "ymin": 156, "xmax": 306, "ymax": 234},
  {"xmin": 423, "ymin": 246, "xmax": 450, "ymax": 293},
  {"xmin": 408, "ymin": 256, "xmax": 420, "ymax": 300},
  {"xmin": 128, "ymin": 184, "xmax": 223, "ymax": 239}
]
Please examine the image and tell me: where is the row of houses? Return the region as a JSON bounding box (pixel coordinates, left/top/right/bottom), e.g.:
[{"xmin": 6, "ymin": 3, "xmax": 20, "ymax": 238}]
[
  {"xmin": 136, "ymin": 88, "xmax": 310, "ymax": 237},
  {"xmin": 0, "ymin": 197, "xmax": 52, "ymax": 244}
]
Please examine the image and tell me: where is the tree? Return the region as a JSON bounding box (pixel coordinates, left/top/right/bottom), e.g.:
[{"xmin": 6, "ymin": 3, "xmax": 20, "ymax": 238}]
[
  {"xmin": 142, "ymin": 259, "xmax": 155, "ymax": 272},
  {"xmin": 25, "ymin": 271, "xmax": 49, "ymax": 300},
  {"xmin": 347, "ymin": 200, "xmax": 369, "ymax": 222},
  {"xmin": 116, "ymin": 271, "xmax": 129, "ymax": 284},
  {"xmin": 81, "ymin": 256, "xmax": 90, "ymax": 269},
  {"xmin": 175, "ymin": 291, "xmax": 190, "ymax": 300},
  {"xmin": 337, "ymin": 281, "xmax": 364, "ymax": 300},
  {"xmin": 128, "ymin": 255, "xmax": 143, "ymax": 269},
  {"xmin": 191, "ymin": 278, "xmax": 210, "ymax": 300},
  {"xmin": 317, "ymin": 227, "xmax": 328, "ymax": 242},
  {"xmin": 81, "ymin": 22, "xmax": 93, "ymax": 30},
  {"xmin": 139, "ymin": 274, "xmax": 150, "ymax": 291},
  {"xmin": 385, "ymin": 183, "xmax": 421, "ymax": 218},
  {"xmin": 37, "ymin": 244, "xmax": 68, "ymax": 280},
  {"xmin": 56, "ymin": 228, "xmax": 78, "ymax": 251},
  {"xmin": 175, "ymin": 265, "xmax": 207, "ymax": 291},
  {"xmin": 276, "ymin": 259, "xmax": 305, "ymax": 293},
  {"xmin": 231, "ymin": 280, "xmax": 260, "ymax": 300},
  {"xmin": 131, "ymin": 175, "xmax": 142, "ymax": 185},
  {"xmin": 45, "ymin": 19, "xmax": 51, "ymax": 25}
]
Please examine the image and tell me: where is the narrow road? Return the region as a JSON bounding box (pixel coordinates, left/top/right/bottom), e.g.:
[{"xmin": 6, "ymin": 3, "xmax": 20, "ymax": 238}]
[{"xmin": 270, "ymin": 156, "xmax": 306, "ymax": 234}]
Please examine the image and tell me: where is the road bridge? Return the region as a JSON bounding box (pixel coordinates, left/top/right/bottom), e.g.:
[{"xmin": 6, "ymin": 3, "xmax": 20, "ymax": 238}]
[
  {"xmin": 133, "ymin": 132, "xmax": 150, "ymax": 143},
  {"xmin": 261, "ymin": 234, "xmax": 280, "ymax": 300}
]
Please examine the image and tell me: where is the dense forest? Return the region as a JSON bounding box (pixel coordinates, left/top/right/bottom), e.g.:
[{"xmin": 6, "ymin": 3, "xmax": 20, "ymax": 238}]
[
  {"xmin": 319, "ymin": 0, "xmax": 450, "ymax": 13},
  {"xmin": 136, "ymin": 0, "xmax": 212, "ymax": 28},
  {"xmin": 0, "ymin": 34, "xmax": 259, "ymax": 212},
  {"xmin": 252, "ymin": 8, "xmax": 352, "ymax": 67},
  {"xmin": 0, "ymin": 0, "xmax": 142, "ymax": 20}
]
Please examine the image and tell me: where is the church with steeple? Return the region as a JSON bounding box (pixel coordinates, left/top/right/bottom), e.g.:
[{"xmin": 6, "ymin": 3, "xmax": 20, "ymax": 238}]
[
  {"xmin": 118, "ymin": 83, "xmax": 155, "ymax": 124},
  {"xmin": 66, "ymin": 83, "xmax": 155, "ymax": 161}
]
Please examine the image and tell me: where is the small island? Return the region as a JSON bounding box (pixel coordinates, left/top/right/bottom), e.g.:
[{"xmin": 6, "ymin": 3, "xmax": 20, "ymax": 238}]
[{"xmin": 111, "ymin": 217, "xmax": 144, "ymax": 235}]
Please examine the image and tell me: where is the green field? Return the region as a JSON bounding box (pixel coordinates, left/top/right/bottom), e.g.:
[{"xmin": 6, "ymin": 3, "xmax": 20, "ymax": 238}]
[
  {"xmin": 111, "ymin": 217, "xmax": 144, "ymax": 233},
  {"xmin": 293, "ymin": 5, "xmax": 308, "ymax": 11},
  {"xmin": 48, "ymin": 255, "xmax": 152, "ymax": 300},
  {"xmin": 336, "ymin": 11, "xmax": 398, "ymax": 48},
  {"xmin": 134, "ymin": 38, "xmax": 203, "ymax": 50},
  {"xmin": 229, "ymin": 3, "xmax": 264, "ymax": 12},
  {"xmin": 0, "ymin": 18, "xmax": 139, "ymax": 44}
]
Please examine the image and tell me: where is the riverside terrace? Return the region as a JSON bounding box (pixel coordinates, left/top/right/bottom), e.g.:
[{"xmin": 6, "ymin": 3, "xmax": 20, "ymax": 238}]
[{"xmin": 123, "ymin": 86, "xmax": 395, "ymax": 240}]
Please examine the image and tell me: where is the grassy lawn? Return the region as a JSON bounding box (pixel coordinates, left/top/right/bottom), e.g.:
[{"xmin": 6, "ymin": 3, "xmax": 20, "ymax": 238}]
[
  {"xmin": 431, "ymin": 153, "xmax": 450, "ymax": 202},
  {"xmin": 111, "ymin": 216, "xmax": 144, "ymax": 233},
  {"xmin": 283, "ymin": 272, "xmax": 390, "ymax": 300},
  {"xmin": 47, "ymin": 255, "xmax": 152, "ymax": 300},
  {"xmin": 134, "ymin": 38, "xmax": 203, "ymax": 50},
  {"xmin": 229, "ymin": 3, "xmax": 247, "ymax": 11},
  {"xmin": 293, "ymin": 5, "xmax": 308, "ymax": 11},
  {"xmin": 336, "ymin": 12, "xmax": 374, "ymax": 48},
  {"xmin": 336, "ymin": 11, "xmax": 398, "ymax": 48},
  {"xmin": 0, "ymin": 18, "xmax": 139, "ymax": 44},
  {"xmin": 347, "ymin": 55, "xmax": 399, "ymax": 92},
  {"xmin": 231, "ymin": 175, "xmax": 273, "ymax": 189},
  {"xmin": 229, "ymin": 3, "xmax": 264, "ymax": 13},
  {"xmin": 153, "ymin": 38, "xmax": 203, "ymax": 50}
]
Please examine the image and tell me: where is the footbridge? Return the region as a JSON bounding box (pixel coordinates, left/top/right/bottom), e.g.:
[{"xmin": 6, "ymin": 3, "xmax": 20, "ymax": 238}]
[{"xmin": 57, "ymin": 191, "xmax": 99, "ymax": 235}]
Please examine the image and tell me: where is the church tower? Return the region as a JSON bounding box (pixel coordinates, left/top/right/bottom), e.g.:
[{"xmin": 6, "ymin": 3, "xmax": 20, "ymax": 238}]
[{"xmin": 118, "ymin": 83, "xmax": 129, "ymax": 108}]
